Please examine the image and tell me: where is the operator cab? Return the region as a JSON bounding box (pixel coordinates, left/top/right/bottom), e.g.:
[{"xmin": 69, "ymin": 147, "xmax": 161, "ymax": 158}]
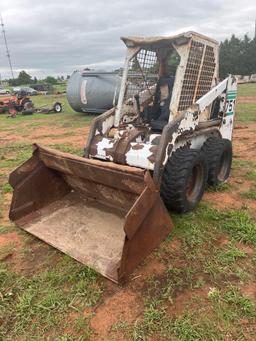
[
  {"xmin": 118, "ymin": 32, "xmax": 219, "ymax": 131},
  {"xmin": 119, "ymin": 38, "xmax": 179, "ymax": 131},
  {"xmin": 143, "ymin": 75, "xmax": 175, "ymax": 131}
]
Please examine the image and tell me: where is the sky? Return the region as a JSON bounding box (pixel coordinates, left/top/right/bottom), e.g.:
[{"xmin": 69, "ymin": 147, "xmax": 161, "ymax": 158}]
[{"xmin": 0, "ymin": 0, "xmax": 255, "ymax": 79}]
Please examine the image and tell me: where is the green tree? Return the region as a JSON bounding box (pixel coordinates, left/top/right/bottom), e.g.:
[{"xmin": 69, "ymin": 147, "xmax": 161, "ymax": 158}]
[
  {"xmin": 17, "ymin": 70, "xmax": 32, "ymax": 85},
  {"xmin": 219, "ymin": 34, "xmax": 256, "ymax": 78},
  {"xmin": 45, "ymin": 76, "xmax": 57, "ymax": 85}
]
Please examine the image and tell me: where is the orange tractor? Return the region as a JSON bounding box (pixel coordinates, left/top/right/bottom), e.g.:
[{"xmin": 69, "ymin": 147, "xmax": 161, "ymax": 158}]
[
  {"xmin": 0, "ymin": 94, "xmax": 32, "ymax": 116},
  {"xmin": 0, "ymin": 94, "xmax": 62, "ymax": 117}
]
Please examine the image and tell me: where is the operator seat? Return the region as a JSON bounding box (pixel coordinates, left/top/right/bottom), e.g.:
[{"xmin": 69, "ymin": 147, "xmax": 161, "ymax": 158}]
[{"xmin": 150, "ymin": 76, "xmax": 174, "ymax": 131}]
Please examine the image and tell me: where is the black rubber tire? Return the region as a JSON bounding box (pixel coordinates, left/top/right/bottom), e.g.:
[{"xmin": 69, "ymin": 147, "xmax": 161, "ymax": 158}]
[
  {"xmin": 160, "ymin": 147, "xmax": 208, "ymax": 213},
  {"xmin": 202, "ymin": 137, "xmax": 232, "ymax": 186}
]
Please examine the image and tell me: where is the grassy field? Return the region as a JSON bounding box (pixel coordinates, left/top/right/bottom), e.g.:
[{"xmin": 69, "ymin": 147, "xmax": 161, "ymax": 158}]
[
  {"xmin": 6, "ymin": 82, "xmax": 67, "ymax": 94},
  {"xmin": 0, "ymin": 85, "xmax": 256, "ymax": 340}
]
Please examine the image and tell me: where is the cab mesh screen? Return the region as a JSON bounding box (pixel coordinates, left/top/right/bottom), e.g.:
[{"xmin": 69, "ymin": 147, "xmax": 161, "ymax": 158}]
[
  {"xmin": 178, "ymin": 41, "xmax": 216, "ymax": 111},
  {"xmin": 125, "ymin": 49, "xmax": 158, "ymax": 102}
]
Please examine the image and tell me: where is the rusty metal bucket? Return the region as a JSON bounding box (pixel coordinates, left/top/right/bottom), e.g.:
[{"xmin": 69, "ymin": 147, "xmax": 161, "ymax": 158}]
[{"xmin": 9, "ymin": 144, "xmax": 173, "ymax": 283}]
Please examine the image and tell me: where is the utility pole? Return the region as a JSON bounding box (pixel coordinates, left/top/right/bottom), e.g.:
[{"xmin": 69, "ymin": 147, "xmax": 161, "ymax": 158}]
[
  {"xmin": 0, "ymin": 13, "xmax": 14, "ymax": 79},
  {"xmin": 255, "ymin": 18, "xmax": 256, "ymax": 40}
]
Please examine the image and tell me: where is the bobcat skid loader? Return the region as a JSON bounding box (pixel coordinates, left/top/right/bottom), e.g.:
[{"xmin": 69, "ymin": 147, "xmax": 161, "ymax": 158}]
[{"xmin": 9, "ymin": 32, "xmax": 237, "ymax": 283}]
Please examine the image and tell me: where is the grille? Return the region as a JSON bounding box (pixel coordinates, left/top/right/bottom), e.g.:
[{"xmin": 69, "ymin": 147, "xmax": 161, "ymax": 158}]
[
  {"xmin": 178, "ymin": 41, "xmax": 216, "ymax": 111},
  {"xmin": 125, "ymin": 49, "xmax": 158, "ymax": 102},
  {"xmin": 194, "ymin": 45, "xmax": 215, "ymax": 101}
]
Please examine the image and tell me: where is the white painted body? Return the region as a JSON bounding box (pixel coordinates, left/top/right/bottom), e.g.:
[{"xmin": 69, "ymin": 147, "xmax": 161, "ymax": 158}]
[{"xmin": 87, "ymin": 32, "xmax": 237, "ymax": 173}]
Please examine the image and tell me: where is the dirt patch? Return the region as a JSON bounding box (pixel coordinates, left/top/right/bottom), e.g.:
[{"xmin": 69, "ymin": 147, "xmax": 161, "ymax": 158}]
[
  {"xmin": 237, "ymin": 96, "xmax": 256, "ymax": 103},
  {"xmin": 217, "ymin": 235, "xmax": 230, "ymax": 246},
  {"xmin": 233, "ymin": 123, "xmax": 256, "ymax": 161},
  {"xmin": 203, "ymin": 121, "xmax": 256, "ymax": 211},
  {"xmin": 203, "ymin": 176, "xmax": 252, "ymax": 208},
  {"xmin": 167, "ymin": 285, "xmax": 211, "ymax": 317},
  {"xmin": 235, "ymin": 242, "xmax": 254, "ymax": 256},
  {"xmin": 203, "ymin": 191, "xmax": 242, "ymax": 210},
  {"xmin": 0, "ymin": 231, "xmax": 22, "ymax": 248},
  {"xmin": 240, "ymin": 284, "xmax": 256, "ymax": 302},
  {"xmin": 1, "ymin": 193, "xmax": 12, "ymax": 225},
  {"xmin": 128, "ymin": 256, "xmax": 167, "ymax": 290},
  {"xmin": 136, "ymin": 257, "xmax": 166, "ymax": 278},
  {"xmin": 29, "ymin": 126, "xmax": 89, "ymax": 147},
  {"xmin": 90, "ymin": 289, "xmax": 143, "ymax": 340},
  {"xmin": 168, "ymin": 238, "xmax": 182, "ymax": 251},
  {"xmin": 9, "ymin": 241, "xmax": 61, "ymax": 276},
  {"xmin": 1, "ymin": 125, "xmax": 90, "ymax": 148}
]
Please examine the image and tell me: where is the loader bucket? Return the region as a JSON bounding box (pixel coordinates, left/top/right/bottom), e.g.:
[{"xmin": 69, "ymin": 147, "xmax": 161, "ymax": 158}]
[{"xmin": 9, "ymin": 144, "xmax": 173, "ymax": 283}]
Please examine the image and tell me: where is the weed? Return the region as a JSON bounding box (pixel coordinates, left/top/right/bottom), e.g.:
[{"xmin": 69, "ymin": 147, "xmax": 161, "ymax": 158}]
[
  {"xmin": 111, "ymin": 320, "xmax": 130, "ymax": 332},
  {"xmin": 224, "ymin": 287, "xmax": 255, "ymax": 317},
  {"xmin": 193, "ymin": 278, "xmax": 205, "ymax": 289},
  {"xmin": 55, "ymin": 336, "xmax": 87, "ymax": 341},
  {"xmin": 240, "ymin": 188, "xmax": 256, "ymax": 200},
  {"xmin": 207, "ymin": 182, "xmax": 231, "ymax": 193},
  {"xmin": 0, "ymin": 259, "xmax": 103, "ymax": 340},
  {"xmin": 0, "ymin": 243, "xmax": 15, "ymax": 261},
  {"xmin": 0, "ymin": 225, "xmax": 15, "ymax": 234},
  {"xmin": 131, "ymin": 305, "xmax": 168, "ymax": 340},
  {"xmin": 0, "ymin": 143, "xmax": 32, "ymax": 169},
  {"xmin": 214, "ymin": 209, "xmax": 256, "ymax": 245},
  {"xmin": 208, "ymin": 287, "xmax": 221, "ymax": 301},
  {"xmin": 209, "ymin": 286, "xmax": 256, "ymax": 320},
  {"xmin": 217, "ymin": 244, "xmax": 246, "ymax": 264},
  {"xmin": 1, "ymin": 183, "xmax": 12, "ymax": 193},
  {"xmin": 171, "ymin": 314, "xmax": 218, "ymax": 341},
  {"xmin": 246, "ymin": 169, "xmax": 256, "ymax": 182}
]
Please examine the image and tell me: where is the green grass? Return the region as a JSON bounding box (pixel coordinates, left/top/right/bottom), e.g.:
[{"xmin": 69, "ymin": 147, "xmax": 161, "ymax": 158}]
[
  {"xmin": 54, "ymin": 82, "xmax": 67, "ymax": 93},
  {"xmin": 0, "ymin": 244, "xmax": 15, "ymax": 261},
  {"xmin": 178, "ymin": 204, "xmax": 256, "ymax": 246},
  {"xmin": 49, "ymin": 143, "xmax": 84, "ymax": 156},
  {"xmin": 240, "ymin": 188, "xmax": 256, "ymax": 200},
  {"xmin": 232, "ymin": 159, "xmax": 256, "ymax": 184},
  {"xmin": 223, "ymin": 287, "xmax": 255, "ymax": 317},
  {"xmin": 246, "ymin": 169, "xmax": 256, "ymax": 182},
  {"xmin": 0, "ymin": 225, "xmax": 14, "ymax": 234},
  {"xmin": 214, "ymin": 209, "xmax": 256, "ymax": 245},
  {"xmin": 1, "ymin": 183, "xmax": 12, "ymax": 193},
  {"xmin": 236, "ymin": 102, "xmax": 256, "ymax": 122},
  {"xmin": 0, "ymin": 257, "xmax": 103, "ymax": 340},
  {"xmin": 0, "ymin": 143, "xmax": 33, "ymax": 170},
  {"xmin": 0, "ymin": 142, "xmax": 84, "ymax": 174},
  {"xmin": 125, "ymin": 286, "xmax": 255, "ymax": 340},
  {"xmin": 206, "ymin": 182, "xmax": 232, "ymax": 193},
  {"xmin": 217, "ymin": 244, "xmax": 246, "ymax": 265},
  {"xmin": 121, "ymin": 202, "xmax": 256, "ymax": 339},
  {"xmin": 236, "ymin": 84, "xmax": 256, "ymax": 122},
  {"xmin": 0, "ymin": 86, "xmax": 256, "ymax": 340},
  {"xmin": 0, "ymin": 94, "xmax": 94, "ymax": 131},
  {"xmin": 238, "ymin": 83, "xmax": 256, "ymax": 97}
]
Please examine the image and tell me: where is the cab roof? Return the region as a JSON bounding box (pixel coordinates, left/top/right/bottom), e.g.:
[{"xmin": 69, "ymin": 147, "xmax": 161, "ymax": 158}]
[{"xmin": 121, "ymin": 31, "xmax": 219, "ymax": 49}]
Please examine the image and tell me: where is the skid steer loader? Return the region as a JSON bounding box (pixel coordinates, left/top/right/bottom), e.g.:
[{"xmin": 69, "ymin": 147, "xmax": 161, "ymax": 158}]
[{"xmin": 9, "ymin": 31, "xmax": 237, "ymax": 283}]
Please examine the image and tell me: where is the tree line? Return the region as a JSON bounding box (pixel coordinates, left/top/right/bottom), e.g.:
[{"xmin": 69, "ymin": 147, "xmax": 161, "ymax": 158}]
[
  {"xmin": 219, "ymin": 34, "xmax": 256, "ymax": 78},
  {"xmin": 8, "ymin": 70, "xmax": 67, "ymax": 86}
]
